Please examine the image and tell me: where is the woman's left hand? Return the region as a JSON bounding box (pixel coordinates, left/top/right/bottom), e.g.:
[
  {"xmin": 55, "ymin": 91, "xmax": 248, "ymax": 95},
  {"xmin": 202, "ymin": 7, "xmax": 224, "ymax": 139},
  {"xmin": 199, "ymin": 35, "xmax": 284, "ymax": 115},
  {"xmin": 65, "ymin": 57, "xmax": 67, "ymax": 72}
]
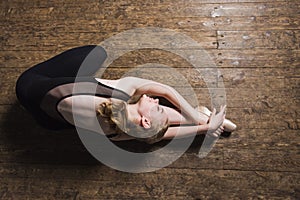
[{"xmin": 207, "ymin": 105, "xmax": 226, "ymax": 132}]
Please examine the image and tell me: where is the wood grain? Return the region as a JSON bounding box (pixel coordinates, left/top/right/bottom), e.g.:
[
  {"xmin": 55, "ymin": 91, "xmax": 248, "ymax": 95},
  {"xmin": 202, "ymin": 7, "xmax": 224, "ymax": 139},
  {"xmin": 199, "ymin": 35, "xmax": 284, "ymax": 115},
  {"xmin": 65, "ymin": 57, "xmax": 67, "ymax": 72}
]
[
  {"xmin": 0, "ymin": 0, "xmax": 299, "ymax": 199},
  {"xmin": 0, "ymin": 167, "xmax": 299, "ymax": 199}
]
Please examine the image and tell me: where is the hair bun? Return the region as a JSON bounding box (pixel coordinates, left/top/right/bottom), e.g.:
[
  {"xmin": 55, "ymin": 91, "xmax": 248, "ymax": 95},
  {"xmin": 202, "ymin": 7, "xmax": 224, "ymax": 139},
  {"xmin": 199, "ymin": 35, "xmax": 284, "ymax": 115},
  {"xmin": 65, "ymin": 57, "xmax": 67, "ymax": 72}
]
[{"xmin": 96, "ymin": 101, "xmax": 112, "ymax": 117}]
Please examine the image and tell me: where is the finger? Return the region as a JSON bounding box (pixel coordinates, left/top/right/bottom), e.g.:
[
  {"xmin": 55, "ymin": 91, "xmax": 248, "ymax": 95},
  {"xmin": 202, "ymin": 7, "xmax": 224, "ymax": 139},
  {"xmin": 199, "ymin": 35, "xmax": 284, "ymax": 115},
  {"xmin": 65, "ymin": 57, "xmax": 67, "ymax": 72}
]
[
  {"xmin": 212, "ymin": 132, "xmax": 219, "ymax": 138},
  {"xmin": 218, "ymin": 105, "xmax": 222, "ymax": 113},
  {"xmin": 222, "ymin": 106, "xmax": 226, "ymax": 116},
  {"xmin": 211, "ymin": 108, "xmax": 216, "ymax": 117},
  {"xmin": 221, "ymin": 105, "xmax": 226, "ymax": 112},
  {"xmin": 219, "ymin": 105, "xmax": 223, "ymax": 112},
  {"xmin": 223, "ymin": 105, "xmax": 227, "ymax": 113}
]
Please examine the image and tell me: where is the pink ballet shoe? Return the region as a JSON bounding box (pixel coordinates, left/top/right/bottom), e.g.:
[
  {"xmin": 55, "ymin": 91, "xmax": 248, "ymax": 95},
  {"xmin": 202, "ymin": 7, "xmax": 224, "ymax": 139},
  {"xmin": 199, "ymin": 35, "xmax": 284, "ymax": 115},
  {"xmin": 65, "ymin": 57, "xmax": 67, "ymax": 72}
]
[{"xmin": 197, "ymin": 106, "xmax": 237, "ymax": 133}]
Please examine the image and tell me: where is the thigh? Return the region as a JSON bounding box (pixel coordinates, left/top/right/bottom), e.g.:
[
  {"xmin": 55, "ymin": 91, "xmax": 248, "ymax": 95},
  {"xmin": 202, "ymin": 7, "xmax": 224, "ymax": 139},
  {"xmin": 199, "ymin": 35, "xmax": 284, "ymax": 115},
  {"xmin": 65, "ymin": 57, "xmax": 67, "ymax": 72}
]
[
  {"xmin": 28, "ymin": 45, "xmax": 107, "ymax": 78},
  {"xmin": 16, "ymin": 73, "xmax": 76, "ymax": 130}
]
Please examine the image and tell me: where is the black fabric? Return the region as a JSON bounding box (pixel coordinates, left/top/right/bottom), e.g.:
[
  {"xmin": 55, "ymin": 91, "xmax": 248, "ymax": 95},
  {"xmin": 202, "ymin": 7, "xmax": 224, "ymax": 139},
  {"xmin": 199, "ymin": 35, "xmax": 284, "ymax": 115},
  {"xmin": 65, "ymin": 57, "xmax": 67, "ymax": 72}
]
[{"xmin": 15, "ymin": 45, "xmax": 108, "ymax": 130}]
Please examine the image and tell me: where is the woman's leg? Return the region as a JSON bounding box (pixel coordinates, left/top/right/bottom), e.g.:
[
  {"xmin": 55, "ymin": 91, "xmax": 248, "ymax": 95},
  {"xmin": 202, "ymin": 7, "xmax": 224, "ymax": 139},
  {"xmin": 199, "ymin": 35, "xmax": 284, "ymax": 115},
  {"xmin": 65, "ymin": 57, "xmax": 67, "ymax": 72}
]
[
  {"xmin": 28, "ymin": 45, "xmax": 107, "ymax": 78},
  {"xmin": 15, "ymin": 72, "xmax": 75, "ymax": 130},
  {"xmin": 15, "ymin": 45, "xmax": 107, "ymax": 130},
  {"xmin": 16, "ymin": 45, "xmax": 106, "ymax": 106}
]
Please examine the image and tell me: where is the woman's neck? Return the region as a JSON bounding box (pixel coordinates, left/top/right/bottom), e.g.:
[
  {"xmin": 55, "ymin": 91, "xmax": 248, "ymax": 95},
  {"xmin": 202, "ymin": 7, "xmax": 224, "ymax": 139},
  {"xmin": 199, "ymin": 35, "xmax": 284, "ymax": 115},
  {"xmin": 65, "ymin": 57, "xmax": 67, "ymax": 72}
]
[{"xmin": 126, "ymin": 103, "xmax": 141, "ymax": 125}]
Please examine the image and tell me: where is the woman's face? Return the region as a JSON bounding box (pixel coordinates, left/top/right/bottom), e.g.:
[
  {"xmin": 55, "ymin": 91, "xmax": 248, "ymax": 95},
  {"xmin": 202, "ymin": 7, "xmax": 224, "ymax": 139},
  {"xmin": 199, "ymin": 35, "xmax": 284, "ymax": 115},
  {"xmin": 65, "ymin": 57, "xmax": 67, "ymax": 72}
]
[{"xmin": 137, "ymin": 94, "xmax": 168, "ymax": 126}]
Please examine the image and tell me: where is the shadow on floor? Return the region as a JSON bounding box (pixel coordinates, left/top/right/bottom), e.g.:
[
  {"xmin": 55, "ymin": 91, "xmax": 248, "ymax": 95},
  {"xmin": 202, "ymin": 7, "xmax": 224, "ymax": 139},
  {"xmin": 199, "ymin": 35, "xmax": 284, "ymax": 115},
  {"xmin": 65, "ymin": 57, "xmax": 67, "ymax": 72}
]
[{"xmin": 1, "ymin": 102, "xmax": 100, "ymax": 165}]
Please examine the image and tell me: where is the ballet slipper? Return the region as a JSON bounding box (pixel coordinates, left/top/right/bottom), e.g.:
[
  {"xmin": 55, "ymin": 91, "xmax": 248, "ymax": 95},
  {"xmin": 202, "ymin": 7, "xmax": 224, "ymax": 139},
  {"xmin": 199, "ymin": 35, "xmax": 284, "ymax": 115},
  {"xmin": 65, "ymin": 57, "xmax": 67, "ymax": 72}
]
[{"xmin": 197, "ymin": 106, "xmax": 237, "ymax": 133}]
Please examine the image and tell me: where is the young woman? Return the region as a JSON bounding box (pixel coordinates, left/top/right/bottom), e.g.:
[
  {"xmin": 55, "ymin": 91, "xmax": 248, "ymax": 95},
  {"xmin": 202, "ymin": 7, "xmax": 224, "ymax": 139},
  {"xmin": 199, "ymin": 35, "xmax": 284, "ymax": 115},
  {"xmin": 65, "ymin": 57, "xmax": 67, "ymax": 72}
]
[{"xmin": 15, "ymin": 45, "xmax": 236, "ymax": 144}]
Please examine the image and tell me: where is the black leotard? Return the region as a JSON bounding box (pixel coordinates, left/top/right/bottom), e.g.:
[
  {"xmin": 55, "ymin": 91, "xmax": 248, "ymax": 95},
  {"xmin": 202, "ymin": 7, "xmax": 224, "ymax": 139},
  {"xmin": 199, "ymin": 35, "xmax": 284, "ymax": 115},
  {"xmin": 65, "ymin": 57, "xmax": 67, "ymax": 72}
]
[{"xmin": 15, "ymin": 45, "xmax": 129, "ymax": 135}]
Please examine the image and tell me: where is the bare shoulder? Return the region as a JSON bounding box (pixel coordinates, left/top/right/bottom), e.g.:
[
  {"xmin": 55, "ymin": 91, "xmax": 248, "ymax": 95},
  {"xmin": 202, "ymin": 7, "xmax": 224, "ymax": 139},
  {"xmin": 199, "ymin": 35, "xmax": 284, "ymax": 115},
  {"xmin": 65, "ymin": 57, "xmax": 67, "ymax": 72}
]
[
  {"xmin": 95, "ymin": 78, "xmax": 121, "ymax": 88},
  {"xmin": 95, "ymin": 77, "xmax": 154, "ymax": 96},
  {"xmin": 96, "ymin": 77, "xmax": 153, "ymax": 85}
]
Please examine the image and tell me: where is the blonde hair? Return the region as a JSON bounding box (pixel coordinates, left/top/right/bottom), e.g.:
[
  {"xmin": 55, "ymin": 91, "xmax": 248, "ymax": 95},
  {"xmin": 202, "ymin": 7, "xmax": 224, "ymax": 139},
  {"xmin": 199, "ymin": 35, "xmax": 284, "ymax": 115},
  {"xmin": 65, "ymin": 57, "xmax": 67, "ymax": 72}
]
[{"xmin": 96, "ymin": 97, "xmax": 169, "ymax": 144}]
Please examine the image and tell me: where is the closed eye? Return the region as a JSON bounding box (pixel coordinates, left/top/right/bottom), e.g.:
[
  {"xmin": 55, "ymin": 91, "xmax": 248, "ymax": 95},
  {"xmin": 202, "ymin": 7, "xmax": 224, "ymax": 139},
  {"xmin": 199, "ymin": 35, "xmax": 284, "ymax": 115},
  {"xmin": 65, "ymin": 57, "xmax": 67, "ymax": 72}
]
[{"xmin": 157, "ymin": 106, "xmax": 164, "ymax": 113}]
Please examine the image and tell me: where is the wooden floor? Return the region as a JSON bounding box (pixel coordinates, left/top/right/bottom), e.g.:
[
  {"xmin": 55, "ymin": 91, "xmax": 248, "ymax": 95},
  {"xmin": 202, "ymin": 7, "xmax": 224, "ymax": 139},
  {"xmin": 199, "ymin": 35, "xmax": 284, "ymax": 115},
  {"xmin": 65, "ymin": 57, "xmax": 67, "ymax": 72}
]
[{"xmin": 1, "ymin": 0, "xmax": 299, "ymax": 199}]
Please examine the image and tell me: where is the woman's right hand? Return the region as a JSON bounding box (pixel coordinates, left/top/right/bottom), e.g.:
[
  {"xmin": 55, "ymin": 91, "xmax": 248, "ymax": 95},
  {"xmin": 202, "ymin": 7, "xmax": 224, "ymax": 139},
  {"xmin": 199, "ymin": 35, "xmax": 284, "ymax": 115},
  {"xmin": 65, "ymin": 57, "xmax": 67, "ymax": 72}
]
[{"xmin": 207, "ymin": 105, "xmax": 226, "ymax": 136}]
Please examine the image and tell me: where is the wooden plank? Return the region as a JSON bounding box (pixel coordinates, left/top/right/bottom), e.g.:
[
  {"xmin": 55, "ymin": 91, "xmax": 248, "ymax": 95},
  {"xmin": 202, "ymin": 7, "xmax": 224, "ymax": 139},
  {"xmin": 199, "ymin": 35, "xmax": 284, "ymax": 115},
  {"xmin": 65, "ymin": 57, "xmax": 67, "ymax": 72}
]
[
  {"xmin": 2, "ymin": 30, "xmax": 217, "ymax": 51},
  {"xmin": 0, "ymin": 0, "xmax": 291, "ymax": 9},
  {"xmin": 182, "ymin": 0, "xmax": 292, "ymax": 3},
  {"xmin": 3, "ymin": 15, "xmax": 299, "ymax": 34},
  {"xmin": 0, "ymin": 168, "xmax": 299, "ymax": 199},
  {"xmin": 224, "ymin": 148, "xmax": 300, "ymax": 172},
  {"xmin": 0, "ymin": 62, "xmax": 300, "ymax": 83},
  {"xmin": 180, "ymin": 16, "xmax": 300, "ymax": 31},
  {"xmin": 2, "ymin": 19, "xmax": 102, "ymax": 35},
  {"xmin": 0, "ymin": 1, "xmax": 101, "ymax": 20},
  {"xmin": 1, "ymin": 2, "xmax": 298, "ymax": 21},
  {"xmin": 206, "ymin": 2, "xmax": 299, "ymax": 18},
  {"xmin": 0, "ymin": 50, "xmax": 60, "ymax": 68},
  {"xmin": 217, "ymin": 30, "xmax": 300, "ymax": 49},
  {"xmin": 213, "ymin": 49, "xmax": 300, "ymax": 68},
  {"xmin": 223, "ymin": 128, "xmax": 300, "ymax": 150},
  {"xmin": 86, "ymin": 1, "xmax": 300, "ymax": 19},
  {"xmin": 214, "ymin": 16, "xmax": 300, "ymax": 31},
  {"xmin": 1, "ymin": 32, "xmax": 110, "ymax": 51},
  {"xmin": 1, "ymin": 49, "xmax": 299, "ymax": 69},
  {"xmin": 1, "ymin": 0, "xmax": 102, "ymax": 7}
]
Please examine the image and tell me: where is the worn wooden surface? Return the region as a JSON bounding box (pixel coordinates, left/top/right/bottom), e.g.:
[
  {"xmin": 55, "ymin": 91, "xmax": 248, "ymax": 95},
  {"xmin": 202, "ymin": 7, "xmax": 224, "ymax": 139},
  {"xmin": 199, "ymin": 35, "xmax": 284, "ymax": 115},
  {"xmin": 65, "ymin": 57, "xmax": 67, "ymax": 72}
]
[{"xmin": 1, "ymin": 0, "xmax": 299, "ymax": 199}]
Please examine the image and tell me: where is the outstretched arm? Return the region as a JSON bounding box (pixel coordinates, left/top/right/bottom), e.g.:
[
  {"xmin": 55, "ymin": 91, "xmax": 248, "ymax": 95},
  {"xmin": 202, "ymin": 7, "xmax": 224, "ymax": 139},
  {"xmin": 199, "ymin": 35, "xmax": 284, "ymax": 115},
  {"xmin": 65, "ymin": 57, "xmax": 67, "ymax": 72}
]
[
  {"xmin": 161, "ymin": 105, "xmax": 226, "ymax": 140},
  {"xmin": 161, "ymin": 105, "xmax": 210, "ymax": 125},
  {"xmin": 162, "ymin": 125, "xmax": 224, "ymax": 140},
  {"xmin": 118, "ymin": 77, "xmax": 202, "ymax": 124},
  {"xmin": 101, "ymin": 76, "xmax": 226, "ymax": 140},
  {"xmin": 162, "ymin": 125, "xmax": 208, "ymax": 139}
]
